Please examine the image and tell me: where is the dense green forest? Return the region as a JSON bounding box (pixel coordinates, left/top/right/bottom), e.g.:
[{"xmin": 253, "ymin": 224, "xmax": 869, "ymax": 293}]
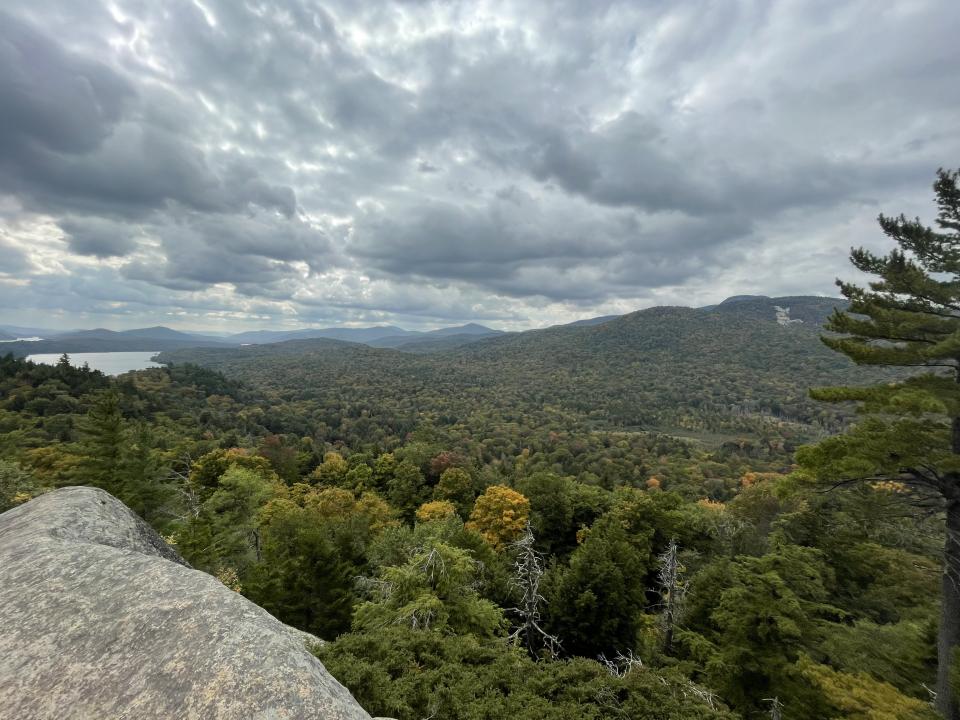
[
  {"xmin": 0, "ymin": 305, "xmax": 938, "ymax": 718},
  {"xmin": 159, "ymin": 296, "xmax": 894, "ymax": 452}
]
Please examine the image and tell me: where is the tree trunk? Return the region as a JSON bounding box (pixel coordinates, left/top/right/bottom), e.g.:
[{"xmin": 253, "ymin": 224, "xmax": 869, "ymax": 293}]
[{"xmin": 937, "ymin": 497, "xmax": 960, "ymax": 720}]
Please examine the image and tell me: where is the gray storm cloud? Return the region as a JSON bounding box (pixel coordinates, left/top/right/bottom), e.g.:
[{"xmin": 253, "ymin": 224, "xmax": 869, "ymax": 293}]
[{"xmin": 0, "ymin": 0, "xmax": 958, "ymax": 330}]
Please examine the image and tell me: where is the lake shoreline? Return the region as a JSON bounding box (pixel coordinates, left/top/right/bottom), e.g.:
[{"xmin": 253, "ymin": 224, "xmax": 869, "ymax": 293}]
[{"xmin": 26, "ymin": 352, "xmax": 164, "ymax": 376}]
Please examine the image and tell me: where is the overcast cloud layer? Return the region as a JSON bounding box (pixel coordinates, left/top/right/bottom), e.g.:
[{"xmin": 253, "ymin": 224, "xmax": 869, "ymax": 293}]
[{"xmin": 1, "ymin": 0, "xmax": 958, "ymax": 331}]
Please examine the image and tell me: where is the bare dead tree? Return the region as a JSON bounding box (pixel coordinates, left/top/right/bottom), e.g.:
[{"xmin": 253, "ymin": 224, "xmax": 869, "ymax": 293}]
[
  {"xmin": 506, "ymin": 524, "xmax": 562, "ymax": 658},
  {"xmin": 763, "ymin": 696, "xmax": 784, "ymax": 720},
  {"xmin": 682, "ymin": 681, "xmax": 718, "ymax": 710},
  {"xmin": 598, "ymin": 649, "xmax": 643, "ymax": 678},
  {"xmin": 657, "ymin": 539, "xmax": 686, "ymax": 654},
  {"xmin": 354, "ymin": 575, "xmax": 393, "ymax": 602},
  {"xmin": 164, "ymin": 451, "xmax": 201, "ymax": 520}
]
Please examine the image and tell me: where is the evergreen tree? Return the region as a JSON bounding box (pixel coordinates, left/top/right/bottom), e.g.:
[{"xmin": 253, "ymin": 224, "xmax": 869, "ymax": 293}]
[
  {"xmin": 316, "ymin": 626, "xmax": 737, "ymax": 720},
  {"xmin": 0, "ymin": 460, "xmax": 34, "ymax": 512},
  {"xmin": 353, "ymin": 538, "xmax": 505, "ymax": 638},
  {"xmin": 798, "ymin": 168, "xmax": 960, "ymax": 719},
  {"xmin": 74, "ymin": 391, "xmax": 124, "ymax": 497},
  {"xmin": 545, "ymin": 514, "xmax": 649, "ymax": 657},
  {"xmin": 243, "ymin": 498, "xmax": 357, "ymax": 638},
  {"xmin": 117, "ymin": 422, "xmax": 170, "ymax": 525}
]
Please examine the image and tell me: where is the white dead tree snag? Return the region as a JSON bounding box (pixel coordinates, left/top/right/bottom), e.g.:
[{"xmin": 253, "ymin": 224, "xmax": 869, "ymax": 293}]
[
  {"xmin": 657, "ymin": 538, "xmax": 686, "ymax": 654},
  {"xmin": 506, "ymin": 524, "xmax": 562, "ymax": 658}
]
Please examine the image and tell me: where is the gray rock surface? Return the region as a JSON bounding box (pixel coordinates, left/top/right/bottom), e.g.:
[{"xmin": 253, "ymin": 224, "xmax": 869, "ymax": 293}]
[{"xmin": 0, "ymin": 486, "xmax": 373, "ymax": 720}]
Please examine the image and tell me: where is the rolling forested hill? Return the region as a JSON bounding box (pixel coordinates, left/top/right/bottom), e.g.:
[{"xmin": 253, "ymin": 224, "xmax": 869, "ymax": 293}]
[{"xmin": 159, "ymin": 296, "xmax": 889, "ymax": 451}]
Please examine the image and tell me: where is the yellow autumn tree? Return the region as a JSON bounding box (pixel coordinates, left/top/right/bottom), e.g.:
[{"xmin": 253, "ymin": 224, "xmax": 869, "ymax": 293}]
[
  {"xmin": 697, "ymin": 498, "xmax": 726, "ymax": 513},
  {"xmin": 798, "ymin": 655, "xmax": 939, "ymax": 720},
  {"xmin": 416, "ymin": 499, "xmax": 458, "ymax": 523},
  {"xmin": 309, "ymin": 451, "xmax": 349, "ymax": 486},
  {"xmin": 739, "ymin": 471, "xmax": 783, "ymax": 488},
  {"xmin": 303, "ymin": 485, "xmax": 355, "ymax": 517},
  {"xmin": 299, "ymin": 485, "xmax": 395, "ymax": 533},
  {"xmin": 466, "ymin": 485, "xmax": 530, "ymax": 550},
  {"xmin": 270, "ymin": 483, "xmax": 395, "ymax": 534}
]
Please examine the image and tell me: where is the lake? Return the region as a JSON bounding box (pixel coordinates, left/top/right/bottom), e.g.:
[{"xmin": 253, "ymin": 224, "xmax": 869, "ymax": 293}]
[{"xmin": 26, "ymin": 352, "xmax": 163, "ymax": 376}]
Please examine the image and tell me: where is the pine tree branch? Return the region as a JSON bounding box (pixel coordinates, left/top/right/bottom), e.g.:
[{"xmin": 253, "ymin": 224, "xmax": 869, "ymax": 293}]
[{"xmin": 817, "ymin": 473, "xmax": 943, "ymax": 494}]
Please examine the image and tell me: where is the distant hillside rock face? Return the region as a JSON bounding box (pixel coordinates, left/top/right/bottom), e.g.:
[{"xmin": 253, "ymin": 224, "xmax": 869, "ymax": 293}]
[
  {"xmin": 0, "ymin": 487, "xmax": 373, "ymax": 720},
  {"xmin": 773, "ymin": 306, "xmax": 804, "ymax": 325}
]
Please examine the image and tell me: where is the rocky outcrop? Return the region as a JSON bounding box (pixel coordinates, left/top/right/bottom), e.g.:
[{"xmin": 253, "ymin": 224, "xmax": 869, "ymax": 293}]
[{"xmin": 0, "ymin": 486, "xmax": 372, "ymax": 720}]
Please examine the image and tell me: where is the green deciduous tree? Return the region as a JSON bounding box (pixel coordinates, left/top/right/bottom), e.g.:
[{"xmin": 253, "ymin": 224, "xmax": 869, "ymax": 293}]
[
  {"xmin": 433, "ymin": 466, "xmax": 475, "ymax": 516},
  {"xmin": 798, "ymin": 168, "xmax": 960, "ymax": 719},
  {"xmin": 309, "ymin": 450, "xmax": 350, "ymax": 486},
  {"xmin": 257, "ymin": 434, "xmax": 300, "ymax": 484},
  {"xmin": 189, "ymin": 448, "xmax": 277, "ymax": 498},
  {"xmin": 387, "ymin": 460, "xmax": 428, "ymax": 521},
  {"xmin": 515, "ymin": 471, "xmax": 581, "ymax": 557}
]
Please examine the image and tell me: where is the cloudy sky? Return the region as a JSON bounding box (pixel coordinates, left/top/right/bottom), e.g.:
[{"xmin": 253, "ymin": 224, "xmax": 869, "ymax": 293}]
[{"xmin": 1, "ymin": 0, "xmax": 958, "ymax": 331}]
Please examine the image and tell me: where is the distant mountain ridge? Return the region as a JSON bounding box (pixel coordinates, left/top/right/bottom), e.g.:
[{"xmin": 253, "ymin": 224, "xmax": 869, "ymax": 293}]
[
  {"xmin": 228, "ymin": 325, "xmax": 412, "ymax": 346},
  {"xmin": 0, "ymin": 321, "xmax": 504, "ymax": 358},
  {"xmin": 223, "ymin": 323, "xmax": 506, "ymax": 347},
  {"xmin": 2, "ymin": 296, "xmax": 843, "ymax": 359},
  {"xmin": 56, "ymin": 326, "xmax": 227, "ymax": 344},
  {"xmin": 563, "ymin": 315, "xmax": 621, "ymax": 327}
]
